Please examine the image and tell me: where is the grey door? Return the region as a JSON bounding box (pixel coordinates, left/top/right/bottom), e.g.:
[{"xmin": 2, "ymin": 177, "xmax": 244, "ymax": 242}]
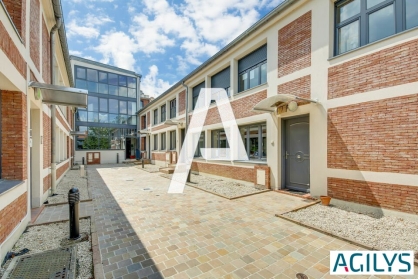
[{"xmin": 284, "ymin": 116, "xmax": 310, "ymax": 192}]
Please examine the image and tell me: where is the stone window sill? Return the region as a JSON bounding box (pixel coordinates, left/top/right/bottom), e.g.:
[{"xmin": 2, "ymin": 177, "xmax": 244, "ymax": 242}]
[{"xmin": 0, "ymin": 180, "xmax": 24, "ymax": 196}]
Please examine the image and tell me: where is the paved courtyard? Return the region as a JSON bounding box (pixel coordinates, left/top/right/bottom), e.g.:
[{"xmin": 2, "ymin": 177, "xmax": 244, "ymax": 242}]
[{"xmin": 89, "ymin": 165, "xmax": 417, "ymax": 279}]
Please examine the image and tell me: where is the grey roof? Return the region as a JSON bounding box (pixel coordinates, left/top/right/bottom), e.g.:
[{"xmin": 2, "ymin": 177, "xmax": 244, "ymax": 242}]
[
  {"xmin": 137, "ymin": 0, "xmax": 296, "ymax": 115},
  {"xmin": 70, "ymin": 55, "xmax": 142, "ymax": 77}
]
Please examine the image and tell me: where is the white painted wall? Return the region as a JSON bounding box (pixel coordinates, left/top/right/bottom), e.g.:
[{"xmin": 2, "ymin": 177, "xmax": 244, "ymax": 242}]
[{"xmin": 75, "ymin": 150, "xmax": 125, "ymax": 165}]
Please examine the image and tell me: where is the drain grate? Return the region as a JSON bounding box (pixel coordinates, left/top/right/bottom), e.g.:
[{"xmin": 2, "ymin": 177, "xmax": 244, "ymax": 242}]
[{"xmin": 2, "ymin": 246, "xmax": 77, "ymax": 279}]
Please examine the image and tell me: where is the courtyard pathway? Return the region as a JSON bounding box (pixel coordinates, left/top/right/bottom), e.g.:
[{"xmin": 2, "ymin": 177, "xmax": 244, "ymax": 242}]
[{"xmin": 88, "ymin": 164, "xmax": 416, "ymax": 279}]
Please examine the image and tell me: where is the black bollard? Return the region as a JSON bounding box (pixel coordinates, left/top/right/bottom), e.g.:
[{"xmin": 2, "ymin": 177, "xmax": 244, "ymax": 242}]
[
  {"xmin": 68, "ymin": 188, "xmax": 80, "ymax": 239},
  {"xmin": 82, "ymin": 157, "xmax": 85, "ymax": 165},
  {"xmin": 117, "ymin": 153, "xmax": 119, "ymax": 164},
  {"xmin": 142, "ymin": 158, "xmax": 144, "ymax": 168}
]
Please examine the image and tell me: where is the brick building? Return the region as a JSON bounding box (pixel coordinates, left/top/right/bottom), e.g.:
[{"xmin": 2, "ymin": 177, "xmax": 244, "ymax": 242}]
[
  {"xmin": 138, "ymin": 0, "xmax": 418, "ymax": 216},
  {"xmin": 0, "ymin": 0, "xmax": 79, "ymax": 260}
]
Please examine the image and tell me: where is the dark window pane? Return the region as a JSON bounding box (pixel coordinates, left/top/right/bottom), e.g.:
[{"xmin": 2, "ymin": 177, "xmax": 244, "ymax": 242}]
[
  {"xmin": 77, "ymin": 126, "xmax": 87, "ymax": 132},
  {"xmin": 249, "ymin": 126, "xmax": 259, "ymax": 159},
  {"xmin": 367, "ymin": 0, "xmax": 384, "ymax": 9},
  {"xmin": 77, "ymin": 110, "xmax": 87, "ymax": 121},
  {"xmin": 128, "ymin": 116, "xmax": 136, "ymax": 125},
  {"xmin": 249, "ymin": 67, "xmax": 260, "ymax": 88},
  {"xmin": 127, "ymin": 77, "xmax": 136, "ymax": 88},
  {"xmin": 109, "ymin": 99, "xmax": 118, "ymax": 113},
  {"xmin": 260, "ymin": 63, "xmax": 267, "ymax": 84},
  {"xmin": 262, "ymin": 125, "xmax": 267, "ymax": 158},
  {"xmin": 337, "ymin": 0, "xmax": 360, "ymax": 23},
  {"xmin": 119, "ymin": 115, "xmax": 127, "ymax": 124},
  {"xmin": 119, "ymin": 86, "xmax": 128, "ymax": 97},
  {"xmin": 109, "ymin": 85, "xmax": 118, "ymax": 96},
  {"xmin": 109, "ymin": 73, "xmax": 118, "ymax": 85},
  {"xmin": 109, "ymin": 114, "xmax": 118, "ymax": 124},
  {"xmin": 338, "ymin": 20, "xmax": 359, "ymax": 54},
  {"xmin": 88, "ymin": 81, "xmax": 98, "ymax": 93},
  {"xmin": 128, "ymin": 88, "xmax": 136, "ymax": 98},
  {"xmin": 406, "ymin": 0, "xmax": 418, "ymax": 29},
  {"xmin": 98, "ymin": 83, "xmax": 108, "ymax": 94},
  {"xmin": 99, "ymin": 72, "xmax": 107, "ymax": 83},
  {"xmin": 86, "ymin": 69, "xmax": 98, "ymax": 82},
  {"xmin": 154, "ymin": 135, "xmax": 158, "ymax": 150},
  {"xmin": 99, "ymin": 98, "xmax": 108, "ymax": 112},
  {"xmin": 88, "ymin": 112, "xmax": 99, "ymax": 122},
  {"xmin": 119, "ymin": 101, "xmax": 127, "ymax": 114},
  {"xmin": 88, "ymin": 96, "xmax": 98, "ymax": 112},
  {"xmin": 76, "ymin": 79, "xmax": 87, "ymax": 89},
  {"xmin": 119, "ymin": 75, "xmax": 127, "ymax": 87},
  {"xmin": 128, "ymin": 101, "xmax": 136, "ymax": 115},
  {"xmin": 368, "ymin": 4, "xmax": 395, "ymax": 43},
  {"xmin": 76, "ymin": 67, "xmax": 86, "ymax": 79},
  {"xmin": 99, "ymin": 113, "xmax": 108, "ymax": 123},
  {"xmin": 239, "ymin": 72, "xmax": 248, "ymax": 91}
]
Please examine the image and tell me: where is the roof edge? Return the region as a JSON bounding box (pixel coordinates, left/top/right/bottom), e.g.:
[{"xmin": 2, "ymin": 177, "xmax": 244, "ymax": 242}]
[{"xmin": 70, "ymin": 55, "xmax": 142, "ymax": 77}]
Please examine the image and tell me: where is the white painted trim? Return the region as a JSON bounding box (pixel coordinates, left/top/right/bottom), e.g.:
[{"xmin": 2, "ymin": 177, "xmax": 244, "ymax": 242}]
[
  {"xmin": 0, "ymin": 50, "xmax": 26, "ymax": 92},
  {"xmin": 328, "ymin": 169, "xmax": 418, "ymax": 187},
  {"xmin": 327, "ymin": 82, "xmax": 418, "ymax": 109},
  {"xmin": 0, "ymin": 181, "xmax": 27, "ymax": 212}
]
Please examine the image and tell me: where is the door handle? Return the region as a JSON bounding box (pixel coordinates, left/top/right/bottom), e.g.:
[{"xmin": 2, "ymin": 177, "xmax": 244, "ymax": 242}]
[{"xmin": 285, "ymin": 151, "xmax": 289, "ymax": 159}]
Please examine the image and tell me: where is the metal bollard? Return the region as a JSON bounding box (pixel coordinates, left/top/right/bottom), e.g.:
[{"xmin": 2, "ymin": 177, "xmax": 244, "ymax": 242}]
[
  {"xmin": 82, "ymin": 157, "xmax": 85, "ymax": 165},
  {"xmin": 142, "ymin": 159, "xmax": 144, "ymax": 168},
  {"xmin": 68, "ymin": 188, "xmax": 80, "ymax": 240},
  {"xmin": 117, "ymin": 153, "xmax": 119, "ymax": 164}
]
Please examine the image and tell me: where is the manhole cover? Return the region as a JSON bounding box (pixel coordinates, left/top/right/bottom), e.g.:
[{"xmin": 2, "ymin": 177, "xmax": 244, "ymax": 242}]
[
  {"xmin": 296, "ymin": 273, "xmax": 309, "ymax": 279},
  {"xmin": 2, "ymin": 246, "xmax": 77, "ymax": 279},
  {"xmin": 142, "ymin": 188, "xmax": 152, "ymax": 191}
]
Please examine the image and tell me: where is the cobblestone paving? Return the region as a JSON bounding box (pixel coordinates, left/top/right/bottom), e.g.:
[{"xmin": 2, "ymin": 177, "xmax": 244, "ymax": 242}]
[
  {"xmin": 89, "ymin": 165, "xmax": 417, "ymax": 279},
  {"xmin": 34, "ymin": 201, "xmax": 93, "ymax": 224}
]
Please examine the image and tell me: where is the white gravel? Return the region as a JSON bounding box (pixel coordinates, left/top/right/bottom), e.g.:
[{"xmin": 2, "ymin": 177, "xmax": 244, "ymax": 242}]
[
  {"xmin": 48, "ymin": 169, "xmax": 89, "ymax": 204},
  {"xmin": 284, "ymin": 204, "xmax": 418, "ymax": 253},
  {"xmin": 161, "ymin": 173, "xmax": 266, "ymax": 198},
  {"xmin": 0, "ymin": 219, "xmax": 92, "ymax": 279}
]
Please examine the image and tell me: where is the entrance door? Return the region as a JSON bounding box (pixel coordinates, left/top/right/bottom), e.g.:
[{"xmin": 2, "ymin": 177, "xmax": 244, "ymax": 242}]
[
  {"xmin": 284, "ymin": 116, "xmax": 310, "ymax": 192},
  {"xmin": 87, "ymin": 152, "xmax": 100, "ymax": 164},
  {"xmin": 126, "ymin": 138, "xmax": 131, "ymax": 159}
]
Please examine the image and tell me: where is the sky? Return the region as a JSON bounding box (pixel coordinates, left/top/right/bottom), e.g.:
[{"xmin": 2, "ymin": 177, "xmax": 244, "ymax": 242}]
[{"xmin": 62, "ymin": 0, "xmax": 284, "ymax": 97}]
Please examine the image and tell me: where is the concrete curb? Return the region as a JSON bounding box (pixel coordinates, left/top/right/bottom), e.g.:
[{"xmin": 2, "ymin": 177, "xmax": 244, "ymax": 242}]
[
  {"xmin": 276, "ymin": 211, "xmax": 418, "ymax": 267},
  {"xmin": 44, "ymin": 199, "xmax": 93, "ymax": 207},
  {"xmin": 27, "ymin": 215, "xmax": 91, "ymax": 227}
]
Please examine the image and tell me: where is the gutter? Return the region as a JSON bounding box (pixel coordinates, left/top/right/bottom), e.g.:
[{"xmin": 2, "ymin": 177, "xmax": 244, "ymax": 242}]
[{"xmin": 137, "ymin": 0, "xmax": 297, "ymax": 115}]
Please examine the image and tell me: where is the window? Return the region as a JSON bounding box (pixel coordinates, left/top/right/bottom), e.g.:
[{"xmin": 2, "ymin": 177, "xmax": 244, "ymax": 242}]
[
  {"xmin": 240, "ymin": 123, "xmax": 267, "ymax": 161},
  {"xmin": 76, "ymin": 127, "xmax": 134, "ymax": 150},
  {"xmin": 211, "ymin": 129, "xmax": 229, "ymax": 159},
  {"xmin": 99, "ymin": 98, "xmax": 108, "ymax": 112},
  {"xmin": 170, "ymin": 99, "xmax": 176, "ymax": 118},
  {"xmin": 153, "ymin": 134, "xmax": 158, "ymax": 150},
  {"xmin": 76, "ymin": 110, "xmax": 87, "ymax": 122},
  {"xmin": 192, "ymin": 81, "xmax": 205, "ymax": 109},
  {"xmin": 170, "ymin": 131, "xmax": 176, "ymax": 150},
  {"xmin": 161, "ymin": 104, "xmax": 166, "ymax": 122},
  {"xmin": 128, "ymin": 101, "xmax": 136, "ymax": 115},
  {"xmin": 88, "ymin": 96, "xmax": 98, "ymax": 112},
  {"xmin": 119, "ymin": 101, "xmax": 127, "ymax": 114},
  {"xmin": 194, "ymin": 132, "xmax": 205, "ymax": 157},
  {"xmin": 238, "ymin": 44, "xmax": 267, "ymax": 93},
  {"xmin": 161, "ymin": 133, "xmax": 166, "ymax": 150},
  {"xmin": 153, "ymin": 109, "xmax": 158, "ymax": 125},
  {"xmin": 335, "ymin": 0, "xmax": 418, "ymax": 55},
  {"xmin": 109, "ymin": 99, "xmax": 118, "ymax": 114},
  {"xmin": 211, "ymin": 67, "xmax": 230, "ymax": 97}
]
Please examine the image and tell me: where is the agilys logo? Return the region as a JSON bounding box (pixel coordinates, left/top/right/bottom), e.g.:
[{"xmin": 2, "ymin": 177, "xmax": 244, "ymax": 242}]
[{"xmin": 330, "ymin": 251, "xmax": 414, "ymax": 275}]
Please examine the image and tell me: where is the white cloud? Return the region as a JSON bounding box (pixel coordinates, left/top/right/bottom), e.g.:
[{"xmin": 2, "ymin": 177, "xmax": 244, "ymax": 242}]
[
  {"xmin": 69, "ymin": 50, "xmax": 82, "ymax": 56},
  {"xmin": 141, "ymin": 65, "xmax": 172, "ymax": 97},
  {"xmin": 93, "ymin": 31, "xmax": 138, "ymax": 71},
  {"xmin": 67, "ymin": 13, "xmax": 113, "ymax": 39}
]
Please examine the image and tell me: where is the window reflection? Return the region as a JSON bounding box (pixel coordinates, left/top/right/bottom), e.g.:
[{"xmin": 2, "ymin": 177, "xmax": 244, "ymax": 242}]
[{"xmin": 369, "ymin": 4, "xmax": 395, "ymax": 43}]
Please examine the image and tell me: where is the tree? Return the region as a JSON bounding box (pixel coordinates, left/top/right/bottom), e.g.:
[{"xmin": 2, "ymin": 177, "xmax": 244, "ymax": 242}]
[{"xmin": 82, "ymin": 127, "xmax": 112, "ymax": 149}]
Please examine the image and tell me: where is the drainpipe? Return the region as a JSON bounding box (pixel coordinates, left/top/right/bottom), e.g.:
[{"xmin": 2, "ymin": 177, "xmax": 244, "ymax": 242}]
[
  {"xmin": 50, "ymin": 14, "xmax": 62, "ymax": 195},
  {"xmin": 181, "ymin": 81, "xmax": 191, "ymax": 182}
]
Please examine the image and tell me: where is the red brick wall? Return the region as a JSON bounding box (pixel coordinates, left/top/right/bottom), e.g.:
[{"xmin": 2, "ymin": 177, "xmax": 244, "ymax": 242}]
[
  {"xmin": 328, "ymin": 39, "xmax": 418, "ymax": 99},
  {"xmin": 57, "ymin": 161, "xmax": 69, "ymax": 179},
  {"xmin": 43, "ymin": 112, "xmax": 51, "ymax": 169},
  {"xmin": 328, "ymin": 94, "xmax": 418, "ymax": 174},
  {"xmin": 152, "ymin": 152, "xmax": 166, "ymax": 161},
  {"xmin": 178, "ymin": 90, "xmax": 186, "ymax": 115},
  {"xmin": 42, "ymin": 19, "xmax": 50, "ymax": 84},
  {"xmin": 0, "ymin": 21, "xmax": 26, "ymax": 78},
  {"xmin": 152, "ymin": 124, "xmax": 170, "ymax": 132},
  {"xmin": 1, "ymin": 91, "xmax": 27, "ymax": 180},
  {"xmin": 30, "ymin": 0, "xmax": 40, "ymax": 71},
  {"xmin": 142, "ymin": 99, "xmax": 150, "ymax": 107},
  {"xmin": 199, "ymin": 90, "xmax": 266, "ymax": 126},
  {"xmin": 277, "ymin": 75, "xmax": 311, "ymax": 105},
  {"xmin": 140, "ymin": 137, "xmax": 146, "ymax": 151},
  {"xmin": 0, "ymin": 192, "xmax": 27, "ymax": 243},
  {"xmin": 43, "ymin": 174, "xmax": 50, "ymax": 193},
  {"xmin": 278, "ymin": 11, "xmax": 311, "ymax": 78},
  {"xmin": 2, "ymin": 0, "xmax": 25, "ymax": 44},
  {"xmin": 191, "ymin": 162, "xmax": 255, "ymax": 183},
  {"xmin": 328, "ymin": 178, "xmax": 418, "ymax": 215},
  {"xmin": 56, "ymin": 110, "xmax": 70, "ymax": 131}
]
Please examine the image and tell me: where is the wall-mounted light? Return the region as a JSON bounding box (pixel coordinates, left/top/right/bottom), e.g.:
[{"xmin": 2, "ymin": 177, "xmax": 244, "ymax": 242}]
[{"xmin": 287, "ymin": 101, "xmax": 298, "ymax": 112}]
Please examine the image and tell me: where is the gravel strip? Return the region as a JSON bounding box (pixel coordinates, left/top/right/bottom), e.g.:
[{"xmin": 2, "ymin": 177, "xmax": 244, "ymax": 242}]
[
  {"xmin": 48, "ymin": 169, "xmax": 89, "ymax": 204},
  {"xmin": 0, "ymin": 219, "xmax": 92, "ymax": 279},
  {"xmin": 161, "ymin": 173, "xmax": 265, "ymax": 198},
  {"xmin": 136, "ymin": 164, "xmax": 161, "ymax": 173},
  {"xmin": 284, "ymin": 204, "xmax": 418, "ymax": 253}
]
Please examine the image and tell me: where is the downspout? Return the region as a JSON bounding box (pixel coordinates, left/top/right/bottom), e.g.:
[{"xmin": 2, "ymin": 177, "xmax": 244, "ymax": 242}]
[
  {"xmin": 181, "ymin": 81, "xmax": 191, "ymax": 182},
  {"xmin": 50, "ymin": 15, "xmax": 62, "ymax": 195}
]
